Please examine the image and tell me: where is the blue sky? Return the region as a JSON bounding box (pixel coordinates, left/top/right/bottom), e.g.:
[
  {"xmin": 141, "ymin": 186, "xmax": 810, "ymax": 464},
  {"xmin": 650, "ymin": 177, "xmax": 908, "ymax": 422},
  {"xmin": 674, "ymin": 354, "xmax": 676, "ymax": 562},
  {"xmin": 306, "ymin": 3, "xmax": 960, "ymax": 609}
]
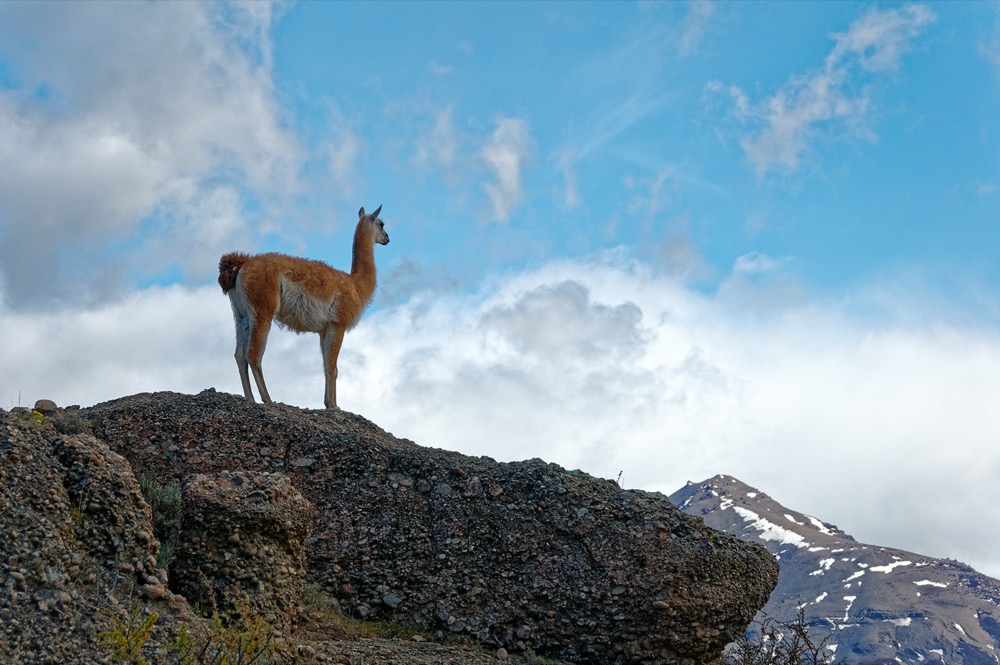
[
  {"xmin": 259, "ymin": 0, "xmax": 999, "ymax": 308},
  {"xmin": 3, "ymin": 1, "xmax": 1000, "ymax": 580}
]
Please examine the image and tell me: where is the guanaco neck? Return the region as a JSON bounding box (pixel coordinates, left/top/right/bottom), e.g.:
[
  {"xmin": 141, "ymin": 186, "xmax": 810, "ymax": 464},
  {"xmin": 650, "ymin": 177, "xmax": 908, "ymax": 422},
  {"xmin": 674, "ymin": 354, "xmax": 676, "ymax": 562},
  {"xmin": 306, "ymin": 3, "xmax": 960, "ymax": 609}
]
[{"xmin": 349, "ymin": 219, "xmax": 377, "ymax": 298}]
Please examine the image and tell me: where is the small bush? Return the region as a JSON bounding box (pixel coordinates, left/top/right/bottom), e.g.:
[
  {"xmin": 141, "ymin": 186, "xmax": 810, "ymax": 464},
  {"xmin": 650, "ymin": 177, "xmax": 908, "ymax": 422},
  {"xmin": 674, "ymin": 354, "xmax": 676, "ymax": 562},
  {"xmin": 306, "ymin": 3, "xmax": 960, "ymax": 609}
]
[
  {"xmin": 727, "ymin": 607, "xmax": 842, "ymax": 665},
  {"xmin": 174, "ymin": 608, "xmax": 281, "ymax": 665},
  {"xmin": 99, "ymin": 600, "xmax": 159, "ymax": 665},
  {"xmin": 52, "ymin": 412, "xmax": 93, "ymax": 435},
  {"xmin": 137, "ymin": 474, "xmax": 182, "ymax": 570}
]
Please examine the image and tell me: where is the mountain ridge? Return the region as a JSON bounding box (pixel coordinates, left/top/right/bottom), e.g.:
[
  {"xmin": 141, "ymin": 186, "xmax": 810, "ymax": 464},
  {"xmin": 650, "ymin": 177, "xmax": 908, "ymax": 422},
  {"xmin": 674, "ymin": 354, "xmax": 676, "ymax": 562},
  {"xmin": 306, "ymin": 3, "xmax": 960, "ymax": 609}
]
[{"xmin": 671, "ymin": 474, "xmax": 1000, "ymax": 664}]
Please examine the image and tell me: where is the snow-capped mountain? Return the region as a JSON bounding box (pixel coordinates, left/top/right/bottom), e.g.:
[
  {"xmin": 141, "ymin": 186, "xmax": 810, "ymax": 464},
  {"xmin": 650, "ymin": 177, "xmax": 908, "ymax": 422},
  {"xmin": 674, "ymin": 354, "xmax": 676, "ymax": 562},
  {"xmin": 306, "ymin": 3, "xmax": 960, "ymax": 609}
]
[{"xmin": 670, "ymin": 474, "xmax": 1000, "ymax": 664}]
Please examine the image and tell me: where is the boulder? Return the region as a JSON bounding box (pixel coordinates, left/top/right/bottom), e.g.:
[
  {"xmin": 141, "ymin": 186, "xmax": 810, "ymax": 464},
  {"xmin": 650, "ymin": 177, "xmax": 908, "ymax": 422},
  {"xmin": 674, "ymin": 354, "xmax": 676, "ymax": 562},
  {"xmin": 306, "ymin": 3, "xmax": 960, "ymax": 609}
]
[
  {"xmin": 33, "ymin": 399, "xmax": 59, "ymax": 415},
  {"xmin": 170, "ymin": 470, "xmax": 315, "ymax": 633}
]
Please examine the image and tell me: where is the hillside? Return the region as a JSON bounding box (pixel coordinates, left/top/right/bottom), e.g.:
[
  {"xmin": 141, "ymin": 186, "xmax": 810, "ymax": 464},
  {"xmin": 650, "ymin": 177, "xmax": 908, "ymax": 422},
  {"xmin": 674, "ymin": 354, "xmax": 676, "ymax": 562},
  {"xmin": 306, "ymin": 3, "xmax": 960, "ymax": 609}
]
[
  {"xmin": 0, "ymin": 393, "xmax": 778, "ymax": 664},
  {"xmin": 671, "ymin": 474, "xmax": 1000, "ymax": 664}
]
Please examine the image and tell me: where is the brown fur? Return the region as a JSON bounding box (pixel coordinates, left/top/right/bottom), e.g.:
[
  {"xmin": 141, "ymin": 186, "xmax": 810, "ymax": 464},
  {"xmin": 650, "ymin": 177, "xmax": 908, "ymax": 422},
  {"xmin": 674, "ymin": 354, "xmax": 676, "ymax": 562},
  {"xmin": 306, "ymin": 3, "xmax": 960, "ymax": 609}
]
[
  {"xmin": 219, "ymin": 206, "xmax": 389, "ymax": 409},
  {"xmin": 218, "ymin": 252, "xmax": 250, "ymax": 294}
]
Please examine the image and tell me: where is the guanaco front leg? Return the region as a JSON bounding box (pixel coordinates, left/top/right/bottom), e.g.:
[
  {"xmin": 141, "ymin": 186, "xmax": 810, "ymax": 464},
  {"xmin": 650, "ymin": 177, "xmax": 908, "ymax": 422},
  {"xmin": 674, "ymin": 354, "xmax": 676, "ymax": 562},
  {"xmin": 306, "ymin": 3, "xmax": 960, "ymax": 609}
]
[{"xmin": 320, "ymin": 324, "xmax": 347, "ymax": 409}]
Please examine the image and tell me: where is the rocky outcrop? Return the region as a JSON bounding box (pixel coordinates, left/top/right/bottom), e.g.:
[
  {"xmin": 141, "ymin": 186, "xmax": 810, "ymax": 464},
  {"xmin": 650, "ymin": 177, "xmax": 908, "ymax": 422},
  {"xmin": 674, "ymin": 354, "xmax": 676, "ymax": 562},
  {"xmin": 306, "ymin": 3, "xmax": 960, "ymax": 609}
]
[
  {"xmin": 2, "ymin": 403, "xmax": 575, "ymax": 665},
  {"xmin": 171, "ymin": 470, "xmax": 315, "ymax": 632},
  {"xmin": 0, "ymin": 410, "xmax": 190, "ymax": 664},
  {"xmin": 85, "ymin": 389, "xmax": 779, "ymax": 664}
]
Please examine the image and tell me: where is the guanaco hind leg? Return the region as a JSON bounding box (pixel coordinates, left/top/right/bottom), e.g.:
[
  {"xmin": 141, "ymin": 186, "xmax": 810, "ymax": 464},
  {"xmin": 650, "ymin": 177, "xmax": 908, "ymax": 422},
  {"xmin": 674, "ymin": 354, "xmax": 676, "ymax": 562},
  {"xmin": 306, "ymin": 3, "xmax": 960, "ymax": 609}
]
[
  {"xmin": 229, "ymin": 293, "xmax": 257, "ymax": 401},
  {"xmin": 247, "ymin": 317, "xmax": 274, "ymax": 403}
]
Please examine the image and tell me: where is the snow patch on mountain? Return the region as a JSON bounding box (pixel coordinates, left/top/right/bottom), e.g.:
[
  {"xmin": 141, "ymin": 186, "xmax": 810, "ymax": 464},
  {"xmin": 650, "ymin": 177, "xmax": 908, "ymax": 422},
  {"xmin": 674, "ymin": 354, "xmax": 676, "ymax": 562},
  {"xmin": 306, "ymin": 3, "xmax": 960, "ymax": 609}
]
[
  {"xmin": 844, "ymin": 570, "xmax": 866, "ymax": 583},
  {"xmin": 726, "ymin": 503, "xmax": 808, "ymax": 548},
  {"xmin": 807, "ymin": 515, "xmax": 836, "ymax": 536},
  {"xmin": 871, "ymin": 560, "xmax": 913, "ymax": 574},
  {"xmin": 810, "ymin": 558, "xmax": 836, "ymax": 576}
]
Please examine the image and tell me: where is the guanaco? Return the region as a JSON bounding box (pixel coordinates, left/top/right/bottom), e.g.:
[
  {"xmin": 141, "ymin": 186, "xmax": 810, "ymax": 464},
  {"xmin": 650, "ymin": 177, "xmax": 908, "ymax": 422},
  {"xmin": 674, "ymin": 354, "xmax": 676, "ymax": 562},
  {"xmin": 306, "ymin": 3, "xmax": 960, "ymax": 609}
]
[{"xmin": 218, "ymin": 205, "xmax": 389, "ymax": 409}]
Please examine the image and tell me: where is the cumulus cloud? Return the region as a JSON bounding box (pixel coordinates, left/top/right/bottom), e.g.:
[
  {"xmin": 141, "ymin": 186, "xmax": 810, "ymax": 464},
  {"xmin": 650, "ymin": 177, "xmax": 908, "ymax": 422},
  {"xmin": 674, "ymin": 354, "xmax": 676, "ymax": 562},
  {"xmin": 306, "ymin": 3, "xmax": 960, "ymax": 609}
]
[
  {"xmin": 0, "ymin": 1, "xmax": 301, "ymax": 306},
  {"xmin": 0, "ymin": 284, "xmax": 237, "ymax": 407},
  {"xmin": 718, "ymin": 5, "xmax": 935, "ymax": 176},
  {"xmin": 349, "ymin": 256, "xmax": 1000, "ymax": 580},
  {"xmin": 4, "ymin": 253, "xmax": 1000, "ymax": 579},
  {"xmin": 480, "ymin": 117, "xmax": 532, "ymax": 222},
  {"xmin": 480, "ymin": 280, "xmax": 646, "ymax": 362}
]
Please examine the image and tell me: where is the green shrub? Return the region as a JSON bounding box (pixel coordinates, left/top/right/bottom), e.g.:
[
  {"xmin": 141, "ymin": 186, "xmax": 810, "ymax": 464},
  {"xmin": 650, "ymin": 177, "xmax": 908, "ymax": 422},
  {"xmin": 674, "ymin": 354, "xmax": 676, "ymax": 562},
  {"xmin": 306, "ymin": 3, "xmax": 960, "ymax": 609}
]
[
  {"xmin": 52, "ymin": 412, "xmax": 93, "ymax": 435},
  {"xmin": 174, "ymin": 608, "xmax": 280, "ymax": 665},
  {"xmin": 137, "ymin": 474, "xmax": 182, "ymax": 571},
  {"xmin": 99, "ymin": 601, "xmax": 159, "ymax": 665}
]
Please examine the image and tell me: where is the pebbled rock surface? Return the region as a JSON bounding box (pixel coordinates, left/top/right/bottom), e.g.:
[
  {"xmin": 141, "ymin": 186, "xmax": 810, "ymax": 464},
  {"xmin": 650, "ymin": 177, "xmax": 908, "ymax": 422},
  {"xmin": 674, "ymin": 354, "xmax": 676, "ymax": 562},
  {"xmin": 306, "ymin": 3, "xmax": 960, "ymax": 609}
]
[
  {"xmin": 0, "ymin": 410, "xmax": 191, "ymax": 664},
  {"xmin": 172, "ymin": 470, "xmax": 315, "ymax": 632},
  {"xmin": 85, "ymin": 389, "xmax": 779, "ymax": 664}
]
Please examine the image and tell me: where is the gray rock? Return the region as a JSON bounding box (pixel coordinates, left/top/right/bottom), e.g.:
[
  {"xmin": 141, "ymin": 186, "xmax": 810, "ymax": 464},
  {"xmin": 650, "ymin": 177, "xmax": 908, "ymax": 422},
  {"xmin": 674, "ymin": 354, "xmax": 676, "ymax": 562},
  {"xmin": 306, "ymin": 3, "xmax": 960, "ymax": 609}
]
[
  {"xmin": 87, "ymin": 390, "xmax": 779, "ymax": 664},
  {"xmin": 33, "ymin": 399, "xmax": 58, "ymax": 414},
  {"xmin": 171, "ymin": 470, "xmax": 315, "ymax": 633}
]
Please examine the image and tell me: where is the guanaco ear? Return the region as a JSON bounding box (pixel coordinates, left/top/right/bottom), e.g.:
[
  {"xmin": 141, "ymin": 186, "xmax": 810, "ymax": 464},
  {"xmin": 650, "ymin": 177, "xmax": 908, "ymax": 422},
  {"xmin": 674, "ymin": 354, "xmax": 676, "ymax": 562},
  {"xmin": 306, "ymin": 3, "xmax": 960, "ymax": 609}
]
[
  {"xmin": 358, "ymin": 207, "xmax": 366, "ymax": 219},
  {"xmin": 372, "ymin": 204, "xmax": 382, "ymax": 218}
]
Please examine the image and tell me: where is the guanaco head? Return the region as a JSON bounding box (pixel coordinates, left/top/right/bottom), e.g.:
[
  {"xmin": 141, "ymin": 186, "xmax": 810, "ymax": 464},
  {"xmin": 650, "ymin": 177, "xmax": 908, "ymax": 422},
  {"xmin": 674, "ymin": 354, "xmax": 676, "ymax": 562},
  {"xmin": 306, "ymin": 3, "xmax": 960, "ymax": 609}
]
[{"xmin": 359, "ymin": 205, "xmax": 390, "ymax": 246}]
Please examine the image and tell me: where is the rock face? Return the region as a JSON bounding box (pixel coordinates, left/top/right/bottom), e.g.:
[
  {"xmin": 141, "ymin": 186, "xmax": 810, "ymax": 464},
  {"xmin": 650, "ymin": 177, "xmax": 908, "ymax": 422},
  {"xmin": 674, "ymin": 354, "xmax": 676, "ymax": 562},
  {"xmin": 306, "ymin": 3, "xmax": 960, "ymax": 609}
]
[
  {"xmin": 85, "ymin": 389, "xmax": 779, "ymax": 664},
  {"xmin": 0, "ymin": 410, "xmax": 187, "ymax": 664},
  {"xmin": 672, "ymin": 475, "xmax": 1000, "ymax": 665},
  {"xmin": 171, "ymin": 470, "xmax": 315, "ymax": 632}
]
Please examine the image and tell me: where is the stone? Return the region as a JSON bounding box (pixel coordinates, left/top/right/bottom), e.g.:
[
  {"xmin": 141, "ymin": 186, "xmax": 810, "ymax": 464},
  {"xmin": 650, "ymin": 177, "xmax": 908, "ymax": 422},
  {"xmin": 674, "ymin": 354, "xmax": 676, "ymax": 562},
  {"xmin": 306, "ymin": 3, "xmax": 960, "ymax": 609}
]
[
  {"xmin": 170, "ymin": 470, "xmax": 316, "ymax": 633},
  {"xmin": 33, "ymin": 399, "xmax": 58, "ymax": 415},
  {"xmin": 141, "ymin": 584, "xmax": 166, "ymax": 600}
]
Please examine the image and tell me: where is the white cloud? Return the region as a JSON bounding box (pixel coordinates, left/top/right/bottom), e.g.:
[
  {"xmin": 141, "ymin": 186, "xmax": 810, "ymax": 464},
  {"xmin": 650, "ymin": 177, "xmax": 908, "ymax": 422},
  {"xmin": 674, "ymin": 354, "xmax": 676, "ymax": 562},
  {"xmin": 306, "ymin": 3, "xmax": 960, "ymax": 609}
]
[
  {"xmin": 481, "ymin": 117, "xmax": 532, "ymax": 222},
  {"xmin": 677, "ymin": 1, "xmax": 715, "ymax": 57},
  {"xmin": 325, "ymin": 120, "xmax": 365, "ymax": 199},
  {"xmin": 351, "ymin": 257, "xmax": 1000, "ymax": 580},
  {"xmin": 828, "ymin": 4, "xmax": 936, "ymax": 73},
  {"xmin": 0, "ymin": 1, "xmax": 301, "ymax": 306},
  {"xmin": 0, "ymin": 285, "xmax": 236, "ymax": 407},
  {"xmin": 732, "ymin": 251, "xmax": 784, "ymax": 276},
  {"xmin": 412, "ymin": 106, "xmax": 458, "ymax": 173},
  {"xmin": 978, "ymin": 12, "xmax": 1000, "ymax": 81},
  {"xmin": 4, "ymin": 254, "xmax": 1000, "ymax": 580},
  {"xmin": 726, "ymin": 5, "xmax": 935, "ymax": 176},
  {"xmin": 7, "ymin": 253, "xmax": 1000, "ymax": 575}
]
